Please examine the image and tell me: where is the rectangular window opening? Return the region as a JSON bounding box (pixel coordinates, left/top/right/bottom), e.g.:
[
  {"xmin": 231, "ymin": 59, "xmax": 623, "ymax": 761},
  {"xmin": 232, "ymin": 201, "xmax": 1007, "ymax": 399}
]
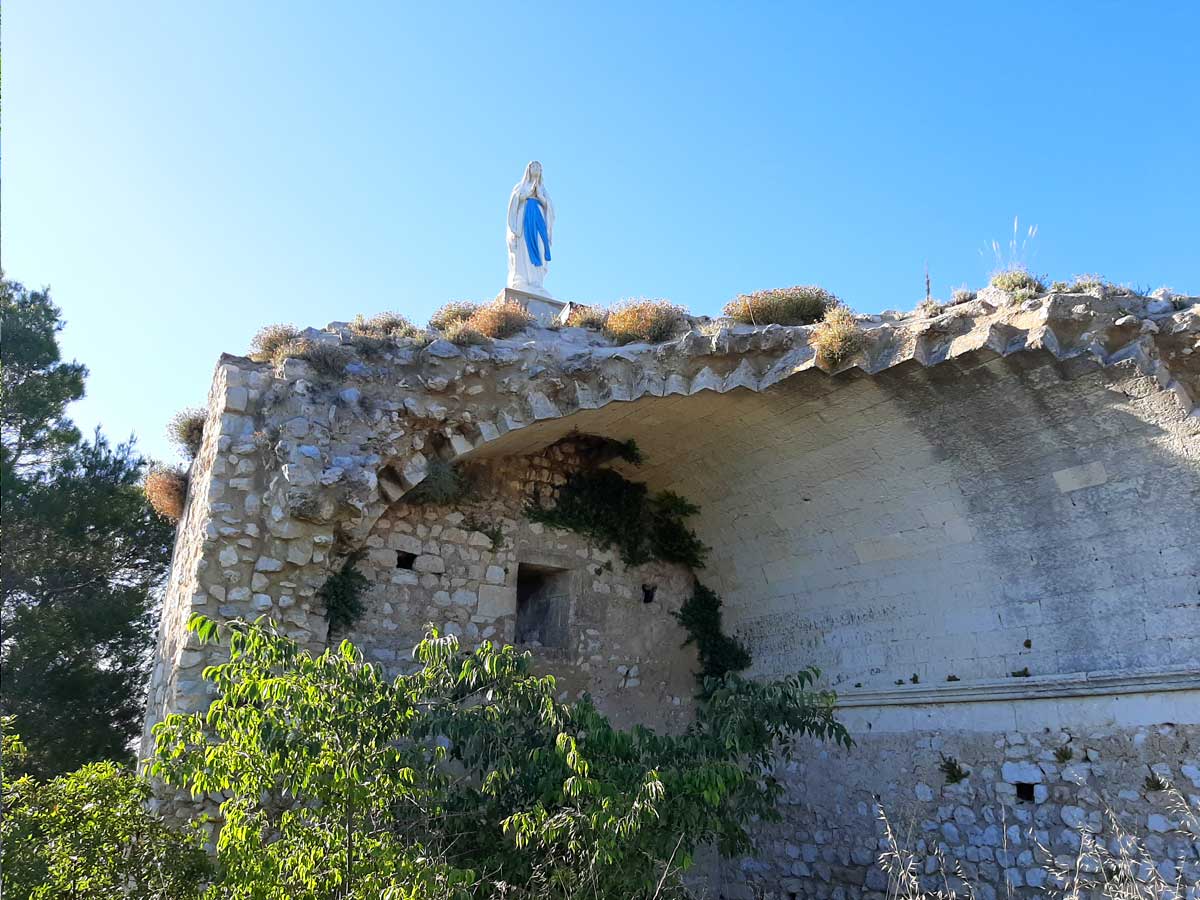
[
  {"xmin": 516, "ymin": 563, "xmax": 571, "ymax": 650},
  {"xmin": 396, "ymin": 551, "xmax": 417, "ymax": 570}
]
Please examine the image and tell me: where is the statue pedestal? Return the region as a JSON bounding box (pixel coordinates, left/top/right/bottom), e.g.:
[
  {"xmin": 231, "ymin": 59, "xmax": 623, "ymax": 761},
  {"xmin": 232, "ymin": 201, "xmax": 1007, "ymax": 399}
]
[{"xmin": 498, "ymin": 287, "xmax": 566, "ymax": 326}]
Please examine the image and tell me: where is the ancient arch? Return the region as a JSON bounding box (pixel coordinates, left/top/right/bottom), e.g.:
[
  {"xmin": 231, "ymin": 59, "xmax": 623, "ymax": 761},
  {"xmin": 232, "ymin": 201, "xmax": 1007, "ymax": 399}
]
[{"xmin": 143, "ymin": 290, "xmax": 1200, "ymax": 895}]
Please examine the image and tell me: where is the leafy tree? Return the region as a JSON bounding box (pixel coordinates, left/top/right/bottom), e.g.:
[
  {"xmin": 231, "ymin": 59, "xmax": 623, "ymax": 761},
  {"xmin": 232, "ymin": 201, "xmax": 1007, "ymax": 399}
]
[
  {"xmin": 0, "ymin": 277, "xmax": 86, "ymax": 478},
  {"xmin": 1, "ymin": 719, "xmax": 211, "ymax": 899},
  {"xmin": 0, "ymin": 276, "xmax": 175, "ymax": 775},
  {"xmin": 152, "ymin": 615, "xmax": 849, "ymax": 899}
]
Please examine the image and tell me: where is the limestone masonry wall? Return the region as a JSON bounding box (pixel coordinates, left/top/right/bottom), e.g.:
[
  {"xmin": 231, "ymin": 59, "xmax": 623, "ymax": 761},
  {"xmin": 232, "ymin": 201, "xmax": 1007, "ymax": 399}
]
[
  {"xmin": 343, "ymin": 439, "xmax": 698, "ymax": 731},
  {"xmin": 143, "ymin": 288, "xmax": 1200, "ymax": 897}
]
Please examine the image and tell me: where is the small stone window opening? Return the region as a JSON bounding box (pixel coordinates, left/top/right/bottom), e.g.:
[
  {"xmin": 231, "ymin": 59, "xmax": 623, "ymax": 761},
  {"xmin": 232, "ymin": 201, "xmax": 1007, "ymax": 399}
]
[
  {"xmin": 1016, "ymin": 782, "xmax": 1036, "ymax": 802},
  {"xmin": 642, "ymin": 584, "xmax": 657, "ymax": 604},
  {"xmin": 396, "ymin": 551, "xmax": 417, "ymax": 570}
]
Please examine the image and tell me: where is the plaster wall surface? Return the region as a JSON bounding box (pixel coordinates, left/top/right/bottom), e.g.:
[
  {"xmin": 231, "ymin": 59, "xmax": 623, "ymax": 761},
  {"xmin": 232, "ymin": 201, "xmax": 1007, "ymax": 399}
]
[{"xmin": 619, "ymin": 353, "xmax": 1199, "ymax": 693}]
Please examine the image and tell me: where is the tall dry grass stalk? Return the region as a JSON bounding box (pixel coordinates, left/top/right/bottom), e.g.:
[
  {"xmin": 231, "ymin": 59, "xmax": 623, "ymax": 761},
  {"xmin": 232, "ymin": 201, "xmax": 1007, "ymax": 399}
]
[
  {"xmin": 982, "ymin": 215, "xmax": 1039, "ymax": 277},
  {"xmin": 876, "ymin": 780, "xmax": 1198, "ymax": 900}
]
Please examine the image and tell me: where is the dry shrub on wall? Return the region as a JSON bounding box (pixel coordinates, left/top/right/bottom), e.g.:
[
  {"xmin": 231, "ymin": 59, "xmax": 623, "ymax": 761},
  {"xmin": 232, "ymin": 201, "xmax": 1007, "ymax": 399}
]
[
  {"xmin": 296, "ymin": 341, "xmax": 354, "ymax": 379},
  {"xmin": 990, "ymin": 268, "xmax": 1046, "ymax": 295},
  {"xmin": 145, "ymin": 466, "xmax": 188, "ymax": 521},
  {"xmin": 444, "ymin": 319, "xmax": 486, "ymax": 346},
  {"xmin": 167, "ymin": 407, "xmax": 207, "ymax": 459},
  {"xmin": 565, "ymin": 304, "xmax": 609, "ymax": 330},
  {"xmin": 349, "ymin": 312, "xmax": 423, "ymax": 341},
  {"xmin": 463, "ymin": 298, "xmax": 534, "ymax": 339},
  {"xmin": 723, "ymin": 285, "xmax": 837, "ymax": 326},
  {"xmin": 249, "ymin": 323, "xmax": 300, "ymax": 362},
  {"xmin": 811, "ymin": 305, "xmax": 864, "ymax": 368},
  {"xmin": 603, "ymin": 299, "xmax": 687, "ymax": 345},
  {"xmin": 915, "ymin": 298, "xmax": 944, "ymax": 318},
  {"xmin": 428, "ymin": 301, "xmax": 480, "ymax": 331},
  {"xmin": 271, "ymin": 339, "xmax": 353, "ymax": 379}
]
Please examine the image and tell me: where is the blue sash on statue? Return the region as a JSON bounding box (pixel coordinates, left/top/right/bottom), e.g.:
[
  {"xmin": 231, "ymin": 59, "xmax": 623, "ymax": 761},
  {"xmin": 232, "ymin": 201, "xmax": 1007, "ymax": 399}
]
[{"xmin": 523, "ymin": 197, "xmax": 551, "ymax": 268}]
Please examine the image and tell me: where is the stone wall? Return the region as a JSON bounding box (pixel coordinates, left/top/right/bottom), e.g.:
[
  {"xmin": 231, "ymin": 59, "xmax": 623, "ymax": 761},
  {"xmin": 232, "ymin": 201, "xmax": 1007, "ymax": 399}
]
[
  {"xmin": 627, "ymin": 352, "xmax": 1199, "ymax": 693},
  {"xmin": 141, "ymin": 288, "xmax": 1200, "ymax": 893},
  {"xmin": 340, "ymin": 437, "xmax": 699, "ymax": 731},
  {"xmin": 718, "ymin": 709, "xmax": 1200, "ymax": 900}
]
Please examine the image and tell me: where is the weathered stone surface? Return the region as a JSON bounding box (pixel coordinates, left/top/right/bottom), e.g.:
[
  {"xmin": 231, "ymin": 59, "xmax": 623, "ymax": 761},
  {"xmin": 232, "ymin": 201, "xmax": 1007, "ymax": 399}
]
[{"xmin": 140, "ymin": 293, "xmax": 1200, "ymax": 894}]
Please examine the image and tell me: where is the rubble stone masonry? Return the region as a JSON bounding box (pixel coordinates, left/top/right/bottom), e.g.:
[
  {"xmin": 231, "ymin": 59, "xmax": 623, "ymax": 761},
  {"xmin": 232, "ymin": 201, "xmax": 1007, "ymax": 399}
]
[{"xmin": 143, "ymin": 288, "xmax": 1200, "ymax": 897}]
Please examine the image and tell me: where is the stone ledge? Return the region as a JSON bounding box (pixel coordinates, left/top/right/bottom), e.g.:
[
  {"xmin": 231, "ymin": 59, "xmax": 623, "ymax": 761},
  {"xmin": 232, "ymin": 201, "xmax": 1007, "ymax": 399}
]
[{"xmin": 836, "ymin": 667, "xmax": 1200, "ymax": 708}]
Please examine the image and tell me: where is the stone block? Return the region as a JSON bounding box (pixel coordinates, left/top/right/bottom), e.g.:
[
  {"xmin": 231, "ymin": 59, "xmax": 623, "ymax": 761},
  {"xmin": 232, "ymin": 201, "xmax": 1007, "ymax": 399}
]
[
  {"xmin": 413, "ymin": 554, "xmax": 445, "ymax": 574},
  {"xmin": 476, "ymin": 585, "xmax": 516, "ymax": 619},
  {"xmin": 1001, "ymin": 761, "xmax": 1044, "ymax": 784},
  {"xmin": 1052, "ymin": 461, "xmax": 1107, "ymax": 493},
  {"xmin": 254, "ymin": 556, "xmax": 284, "ymax": 572},
  {"xmin": 388, "ymin": 533, "xmax": 423, "ymax": 555},
  {"xmin": 368, "ymin": 548, "xmax": 398, "ymax": 568}
]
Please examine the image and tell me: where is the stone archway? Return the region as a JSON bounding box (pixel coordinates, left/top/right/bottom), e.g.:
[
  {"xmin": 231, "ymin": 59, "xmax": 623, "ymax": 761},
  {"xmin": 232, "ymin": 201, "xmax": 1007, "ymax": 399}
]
[
  {"xmin": 143, "ymin": 292, "xmax": 1199, "ymax": 746},
  {"xmin": 141, "ymin": 294, "xmax": 1200, "ymax": 898}
]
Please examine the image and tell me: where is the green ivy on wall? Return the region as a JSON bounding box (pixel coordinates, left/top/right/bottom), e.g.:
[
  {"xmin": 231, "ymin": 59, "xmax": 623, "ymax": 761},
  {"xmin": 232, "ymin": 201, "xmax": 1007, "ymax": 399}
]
[
  {"xmin": 674, "ymin": 582, "xmax": 751, "ymax": 686},
  {"xmin": 521, "ymin": 451, "xmax": 752, "ymax": 687},
  {"xmin": 319, "ymin": 550, "xmax": 369, "ymax": 634},
  {"xmin": 525, "ymin": 468, "xmax": 708, "ymax": 569}
]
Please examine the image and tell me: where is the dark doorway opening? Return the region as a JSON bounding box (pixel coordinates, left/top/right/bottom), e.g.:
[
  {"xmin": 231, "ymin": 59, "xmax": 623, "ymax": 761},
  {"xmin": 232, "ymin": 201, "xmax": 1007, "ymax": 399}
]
[{"xmin": 516, "ymin": 564, "xmax": 571, "ymax": 650}]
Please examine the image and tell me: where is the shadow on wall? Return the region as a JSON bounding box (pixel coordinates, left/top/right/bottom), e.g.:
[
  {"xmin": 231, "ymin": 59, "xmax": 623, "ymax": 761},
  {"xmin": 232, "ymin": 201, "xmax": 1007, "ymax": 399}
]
[{"xmin": 396, "ymin": 348, "xmax": 1199, "ymax": 697}]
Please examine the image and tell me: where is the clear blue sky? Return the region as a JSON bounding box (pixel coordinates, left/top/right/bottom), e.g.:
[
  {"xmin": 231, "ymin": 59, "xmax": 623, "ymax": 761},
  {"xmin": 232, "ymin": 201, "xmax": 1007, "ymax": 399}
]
[{"xmin": 5, "ymin": 2, "xmax": 1198, "ymax": 463}]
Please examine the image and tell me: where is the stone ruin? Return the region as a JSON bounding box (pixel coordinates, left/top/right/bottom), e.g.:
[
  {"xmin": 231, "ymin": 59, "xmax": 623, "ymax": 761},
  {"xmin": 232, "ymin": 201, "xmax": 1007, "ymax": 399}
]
[{"xmin": 143, "ymin": 286, "xmax": 1200, "ymax": 898}]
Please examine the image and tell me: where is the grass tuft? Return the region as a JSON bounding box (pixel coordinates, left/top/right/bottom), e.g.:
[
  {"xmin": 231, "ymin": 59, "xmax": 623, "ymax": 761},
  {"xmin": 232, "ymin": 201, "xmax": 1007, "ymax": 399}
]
[
  {"xmin": 350, "ymin": 312, "xmax": 423, "ymax": 341},
  {"xmin": 723, "ymin": 285, "xmax": 837, "ymax": 326},
  {"xmin": 249, "ymin": 324, "xmax": 300, "ymax": 362},
  {"xmin": 811, "ymin": 305, "xmax": 864, "ymax": 368},
  {"xmin": 272, "ymin": 339, "xmax": 354, "ymax": 379},
  {"xmin": 145, "ymin": 466, "xmax": 188, "ymax": 521},
  {"xmin": 990, "ymin": 268, "xmax": 1046, "ymax": 295},
  {"xmin": 565, "ymin": 304, "xmax": 610, "ymax": 330},
  {"xmin": 462, "ymin": 298, "xmax": 534, "ymax": 339},
  {"xmin": 429, "ymin": 301, "xmax": 480, "ymax": 331},
  {"xmin": 603, "ymin": 299, "xmax": 687, "ymax": 345},
  {"xmin": 167, "ymin": 407, "xmax": 207, "ymax": 459},
  {"xmin": 444, "ymin": 320, "xmax": 487, "ymax": 346}
]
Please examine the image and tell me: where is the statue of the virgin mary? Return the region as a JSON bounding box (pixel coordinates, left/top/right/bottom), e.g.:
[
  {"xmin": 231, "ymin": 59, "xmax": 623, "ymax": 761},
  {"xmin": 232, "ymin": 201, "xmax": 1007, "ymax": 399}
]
[{"xmin": 506, "ymin": 161, "xmax": 555, "ymax": 296}]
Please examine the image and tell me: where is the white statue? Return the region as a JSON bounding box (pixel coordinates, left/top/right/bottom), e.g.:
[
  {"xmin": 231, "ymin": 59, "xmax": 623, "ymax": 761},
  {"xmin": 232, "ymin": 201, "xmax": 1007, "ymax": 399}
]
[{"xmin": 506, "ymin": 161, "xmax": 555, "ymax": 296}]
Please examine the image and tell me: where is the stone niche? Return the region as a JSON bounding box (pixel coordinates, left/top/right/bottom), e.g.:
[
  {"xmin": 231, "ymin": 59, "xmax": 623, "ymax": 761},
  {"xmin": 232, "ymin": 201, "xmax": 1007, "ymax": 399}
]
[{"xmin": 142, "ymin": 290, "xmax": 1200, "ymax": 897}]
